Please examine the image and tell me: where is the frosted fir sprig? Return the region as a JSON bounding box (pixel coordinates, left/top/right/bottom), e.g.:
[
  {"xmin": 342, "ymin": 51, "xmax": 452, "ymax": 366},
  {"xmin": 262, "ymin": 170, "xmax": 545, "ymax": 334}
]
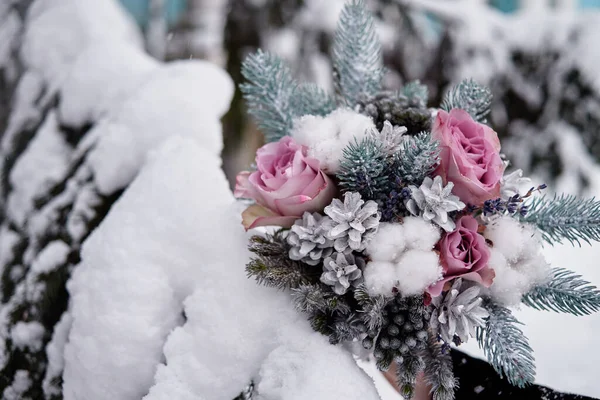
[
  {"xmin": 332, "ymin": 0, "xmax": 383, "ymax": 106},
  {"xmin": 393, "ymin": 132, "xmax": 440, "ymax": 185},
  {"xmin": 520, "ymin": 194, "xmax": 600, "ymax": 246},
  {"xmin": 522, "ymin": 268, "xmax": 600, "ymax": 316},
  {"xmin": 246, "ymin": 231, "xmax": 319, "ymax": 290},
  {"xmin": 337, "ymin": 137, "xmax": 390, "ymax": 200},
  {"xmin": 292, "ymin": 83, "xmax": 337, "ymax": 117},
  {"xmin": 441, "ymin": 78, "xmax": 492, "ymax": 123},
  {"xmin": 476, "ymin": 300, "xmax": 535, "ymax": 388},
  {"xmin": 401, "ymin": 80, "xmax": 429, "ymax": 109},
  {"xmin": 240, "ymin": 51, "xmax": 297, "ymax": 142},
  {"xmin": 421, "ymin": 334, "xmax": 457, "ymax": 400}
]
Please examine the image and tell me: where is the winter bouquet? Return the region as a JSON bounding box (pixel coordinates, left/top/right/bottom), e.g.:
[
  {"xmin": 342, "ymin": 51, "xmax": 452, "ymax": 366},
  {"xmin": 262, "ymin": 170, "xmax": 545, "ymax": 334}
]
[{"xmin": 234, "ymin": 1, "xmax": 600, "ymax": 399}]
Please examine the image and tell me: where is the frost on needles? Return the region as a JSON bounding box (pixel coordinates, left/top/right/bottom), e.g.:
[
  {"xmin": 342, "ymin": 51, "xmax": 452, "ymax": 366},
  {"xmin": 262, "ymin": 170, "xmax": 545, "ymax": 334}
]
[
  {"xmin": 523, "ymin": 268, "xmax": 600, "ymax": 316},
  {"xmin": 332, "ymin": 0, "xmax": 383, "ymax": 106},
  {"xmin": 477, "ymin": 300, "xmax": 536, "ymax": 388},
  {"xmin": 521, "ymin": 194, "xmax": 600, "ymax": 245},
  {"xmin": 441, "ymin": 79, "xmax": 492, "ymax": 123}
]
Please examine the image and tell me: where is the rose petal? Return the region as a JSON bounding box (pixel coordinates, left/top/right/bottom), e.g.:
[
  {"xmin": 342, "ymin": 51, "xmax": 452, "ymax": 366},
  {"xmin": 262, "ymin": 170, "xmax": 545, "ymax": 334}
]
[{"xmin": 241, "ymin": 204, "xmax": 298, "ymax": 230}]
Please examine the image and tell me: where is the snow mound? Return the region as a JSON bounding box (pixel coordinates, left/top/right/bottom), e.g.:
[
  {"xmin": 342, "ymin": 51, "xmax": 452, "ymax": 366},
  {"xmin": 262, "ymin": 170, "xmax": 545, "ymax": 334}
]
[
  {"xmin": 64, "ymin": 138, "xmax": 380, "ymax": 400},
  {"xmin": 87, "ymin": 61, "xmax": 234, "ymax": 195},
  {"xmin": 21, "ymin": 0, "xmax": 141, "ymax": 86},
  {"xmin": 59, "ymin": 41, "xmax": 158, "ymax": 128}
]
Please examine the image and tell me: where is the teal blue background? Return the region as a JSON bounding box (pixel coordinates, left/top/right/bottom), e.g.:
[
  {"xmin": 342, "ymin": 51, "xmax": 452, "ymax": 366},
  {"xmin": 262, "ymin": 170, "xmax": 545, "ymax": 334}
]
[
  {"xmin": 117, "ymin": 0, "xmax": 600, "ymax": 28},
  {"xmin": 119, "ymin": 0, "xmax": 187, "ymax": 27}
]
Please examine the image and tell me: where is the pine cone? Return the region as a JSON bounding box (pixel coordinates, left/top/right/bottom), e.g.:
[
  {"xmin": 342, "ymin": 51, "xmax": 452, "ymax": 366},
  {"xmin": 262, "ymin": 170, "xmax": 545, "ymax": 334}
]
[
  {"xmin": 320, "ymin": 252, "xmax": 365, "ymax": 295},
  {"xmin": 405, "ymin": 176, "xmax": 465, "ymax": 232},
  {"xmin": 324, "ymin": 192, "xmax": 381, "ymax": 253},
  {"xmin": 357, "ymin": 91, "xmax": 432, "ymax": 134},
  {"xmin": 287, "ymin": 212, "xmax": 334, "ymax": 266},
  {"xmin": 430, "ymin": 278, "xmax": 489, "ymax": 344},
  {"xmin": 366, "ymin": 294, "xmax": 431, "ymax": 371}
]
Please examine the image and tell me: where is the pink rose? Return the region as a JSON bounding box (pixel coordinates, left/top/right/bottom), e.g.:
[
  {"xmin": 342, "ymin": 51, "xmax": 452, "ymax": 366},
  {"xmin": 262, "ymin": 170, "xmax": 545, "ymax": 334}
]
[
  {"xmin": 234, "ymin": 136, "xmax": 336, "ymax": 230},
  {"xmin": 432, "ymin": 109, "xmax": 505, "ymax": 206},
  {"xmin": 429, "ymin": 215, "xmax": 495, "ymax": 297}
]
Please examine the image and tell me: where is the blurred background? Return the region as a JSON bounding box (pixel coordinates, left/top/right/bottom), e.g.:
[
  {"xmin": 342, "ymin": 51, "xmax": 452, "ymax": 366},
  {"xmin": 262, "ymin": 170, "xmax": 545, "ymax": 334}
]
[{"xmin": 2, "ymin": 0, "xmax": 600, "ymax": 399}]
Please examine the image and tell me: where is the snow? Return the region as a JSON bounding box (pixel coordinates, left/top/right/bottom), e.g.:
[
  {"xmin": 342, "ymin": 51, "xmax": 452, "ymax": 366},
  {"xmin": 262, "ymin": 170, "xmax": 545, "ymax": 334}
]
[
  {"xmin": 0, "ymin": 226, "xmax": 19, "ymax": 267},
  {"xmin": 20, "ymin": 0, "xmax": 142, "ymax": 87},
  {"xmin": 2, "ymin": 370, "xmax": 32, "ymax": 400},
  {"xmin": 58, "ymin": 41, "xmax": 158, "ymax": 128},
  {"xmin": 31, "ymin": 240, "xmax": 70, "ymax": 274},
  {"xmin": 292, "ymin": 108, "xmax": 376, "ymax": 173},
  {"xmin": 87, "ymin": 60, "xmax": 233, "ymax": 195},
  {"xmin": 10, "ymin": 321, "xmax": 45, "ymax": 351},
  {"xmin": 6, "ymin": 111, "xmax": 72, "ymax": 227},
  {"xmin": 43, "ymin": 312, "xmax": 73, "ymax": 398},
  {"xmin": 63, "ymin": 138, "xmax": 380, "ymax": 400}
]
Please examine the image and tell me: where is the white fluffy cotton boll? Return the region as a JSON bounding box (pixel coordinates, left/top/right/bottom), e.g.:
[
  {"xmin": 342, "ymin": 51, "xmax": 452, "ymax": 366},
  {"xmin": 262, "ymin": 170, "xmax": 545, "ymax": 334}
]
[
  {"xmin": 291, "ymin": 108, "xmax": 375, "ymax": 173},
  {"xmin": 395, "ymin": 250, "xmax": 442, "ymax": 296},
  {"xmin": 363, "ymin": 261, "xmax": 397, "ymax": 297},
  {"xmin": 401, "ymin": 217, "xmax": 441, "ymax": 251},
  {"xmin": 365, "ymin": 223, "xmax": 406, "ymax": 262},
  {"xmin": 486, "ymin": 248, "xmax": 550, "ymax": 306},
  {"xmin": 484, "ymin": 216, "xmax": 533, "ymax": 263}
]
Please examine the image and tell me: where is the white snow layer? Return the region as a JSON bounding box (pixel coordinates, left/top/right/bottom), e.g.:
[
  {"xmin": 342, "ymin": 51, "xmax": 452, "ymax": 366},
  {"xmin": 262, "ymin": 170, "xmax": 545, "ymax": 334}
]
[
  {"xmin": 63, "ymin": 138, "xmax": 380, "ymax": 400},
  {"xmin": 21, "ymin": 0, "xmax": 142, "ymax": 87},
  {"xmin": 87, "ymin": 60, "xmax": 233, "ymax": 194}
]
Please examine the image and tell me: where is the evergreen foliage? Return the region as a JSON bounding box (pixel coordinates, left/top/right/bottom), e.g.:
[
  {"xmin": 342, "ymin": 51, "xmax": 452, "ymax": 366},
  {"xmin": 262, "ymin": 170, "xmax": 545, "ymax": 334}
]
[
  {"xmin": 332, "ymin": 0, "xmax": 383, "ymax": 106},
  {"xmin": 246, "ymin": 231, "xmax": 318, "ymax": 290},
  {"xmin": 401, "ymin": 80, "xmax": 429, "ymax": 109},
  {"xmin": 292, "ymin": 283, "xmax": 351, "ymax": 315},
  {"xmin": 354, "ymin": 284, "xmax": 388, "ymax": 334},
  {"xmin": 240, "ymin": 50, "xmax": 298, "ymax": 142},
  {"xmin": 476, "ymin": 300, "xmax": 535, "ymax": 388},
  {"xmin": 292, "ymin": 83, "xmax": 336, "ymax": 117},
  {"xmin": 520, "ymin": 194, "xmax": 600, "ymax": 246},
  {"xmin": 394, "ymin": 132, "xmax": 440, "ymax": 185},
  {"xmin": 337, "ymin": 137, "xmax": 390, "ymax": 200},
  {"xmin": 522, "ymin": 268, "xmax": 600, "ymax": 316},
  {"xmin": 441, "ymin": 79, "xmax": 492, "ymax": 123},
  {"xmin": 421, "ymin": 334, "xmax": 457, "ymax": 400},
  {"xmin": 396, "ymin": 352, "xmax": 425, "ymax": 400}
]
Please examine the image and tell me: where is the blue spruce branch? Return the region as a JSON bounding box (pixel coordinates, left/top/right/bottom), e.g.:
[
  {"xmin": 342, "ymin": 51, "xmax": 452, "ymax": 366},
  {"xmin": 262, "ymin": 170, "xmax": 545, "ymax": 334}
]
[
  {"xmin": 332, "ymin": 0, "xmax": 383, "ymax": 106},
  {"xmin": 394, "ymin": 132, "xmax": 440, "ymax": 185},
  {"xmin": 337, "ymin": 136, "xmax": 390, "ymax": 200},
  {"xmin": 240, "ymin": 50, "xmax": 298, "ymax": 142},
  {"xmin": 292, "ymin": 83, "xmax": 336, "ymax": 117},
  {"xmin": 421, "ymin": 334, "xmax": 457, "ymax": 400},
  {"xmin": 522, "ymin": 268, "xmax": 600, "ymax": 316},
  {"xmin": 401, "ymin": 80, "xmax": 429, "ymax": 109},
  {"xmin": 476, "ymin": 300, "xmax": 535, "ymax": 388},
  {"xmin": 520, "ymin": 194, "xmax": 600, "ymax": 246},
  {"xmin": 441, "ymin": 79, "xmax": 492, "ymax": 123}
]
